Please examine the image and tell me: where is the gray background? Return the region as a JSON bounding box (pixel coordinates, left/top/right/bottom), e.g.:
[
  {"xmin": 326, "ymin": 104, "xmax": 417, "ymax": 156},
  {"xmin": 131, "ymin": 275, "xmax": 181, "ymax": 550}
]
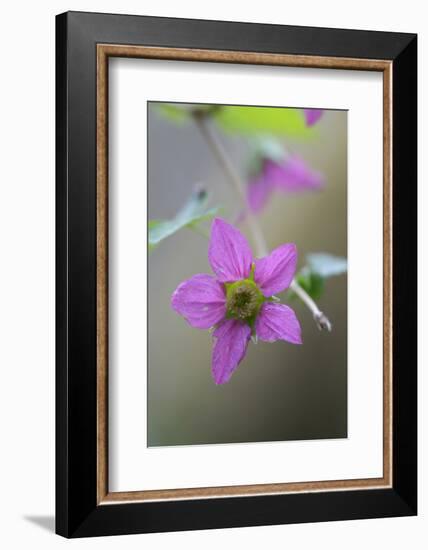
[{"xmin": 147, "ymin": 104, "xmax": 347, "ymax": 447}]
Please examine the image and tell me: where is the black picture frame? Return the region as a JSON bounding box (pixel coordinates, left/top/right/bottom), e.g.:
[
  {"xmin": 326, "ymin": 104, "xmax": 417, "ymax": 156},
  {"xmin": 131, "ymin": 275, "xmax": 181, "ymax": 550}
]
[{"xmin": 56, "ymin": 11, "xmax": 417, "ymax": 538}]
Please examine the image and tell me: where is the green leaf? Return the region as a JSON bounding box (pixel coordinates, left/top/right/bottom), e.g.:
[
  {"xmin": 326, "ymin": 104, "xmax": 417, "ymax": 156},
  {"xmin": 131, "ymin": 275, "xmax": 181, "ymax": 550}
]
[
  {"xmin": 154, "ymin": 103, "xmax": 192, "ymax": 124},
  {"xmin": 307, "ymin": 253, "xmax": 348, "ymax": 278},
  {"xmin": 148, "ymin": 188, "xmax": 218, "ymax": 250},
  {"xmin": 252, "ymin": 137, "xmax": 286, "ymax": 163},
  {"xmin": 214, "ymin": 106, "xmax": 313, "ymax": 138},
  {"xmin": 295, "ymin": 271, "xmax": 325, "ymax": 301},
  {"xmin": 154, "ymin": 103, "xmax": 224, "ymax": 125},
  {"xmin": 246, "ymin": 136, "xmax": 287, "ymax": 176},
  {"xmin": 290, "ymin": 254, "xmax": 347, "ymax": 301},
  {"xmin": 148, "ymin": 220, "xmax": 163, "ymax": 251},
  {"xmin": 154, "ymin": 103, "xmax": 314, "ymax": 138}
]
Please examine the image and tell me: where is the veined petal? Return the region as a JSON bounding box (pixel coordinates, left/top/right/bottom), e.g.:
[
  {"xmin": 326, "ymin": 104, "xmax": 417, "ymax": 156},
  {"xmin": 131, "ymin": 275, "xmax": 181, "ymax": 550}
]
[
  {"xmin": 265, "ymin": 156, "xmax": 324, "ymax": 192},
  {"xmin": 208, "ymin": 218, "xmax": 253, "ymax": 283},
  {"xmin": 171, "ymin": 274, "xmax": 226, "ymax": 329},
  {"xmin": 212, "ymin": 319, "xmax": 251, "ymax": 384},
  {"xmin": 256, "ymin": 302, "xmax": 302, "ymax": 344},
  {"xmin": 303, "ymin": 108, "xmax": 324, "ymax": 127},
  {"xmin": 254, "ymin": 243, "xmax": 297, "ymax": 297},
  {"xmin": 247, "ymin": 174, "xmax": 274, "ymax": 213}
]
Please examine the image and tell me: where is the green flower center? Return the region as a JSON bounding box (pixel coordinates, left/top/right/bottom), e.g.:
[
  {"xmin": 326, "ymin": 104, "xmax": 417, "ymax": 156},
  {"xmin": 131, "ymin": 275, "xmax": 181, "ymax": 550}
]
[{"xmin": 225, "ymin": 278, "xmax": 264, "ymax": 324}]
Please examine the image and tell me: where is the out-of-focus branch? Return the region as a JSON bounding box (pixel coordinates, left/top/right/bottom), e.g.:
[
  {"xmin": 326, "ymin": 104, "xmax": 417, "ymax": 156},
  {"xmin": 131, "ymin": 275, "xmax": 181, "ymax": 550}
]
[{"xmin": 193, "ymin": 112, "xmax": 332, "ymax": 331}]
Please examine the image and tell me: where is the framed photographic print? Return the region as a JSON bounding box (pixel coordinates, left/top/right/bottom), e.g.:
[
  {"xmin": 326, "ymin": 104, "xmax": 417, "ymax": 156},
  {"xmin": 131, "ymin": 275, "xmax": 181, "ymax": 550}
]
[{"xmin": 56, "ymin": 11, "xmax": 417, "ymax": 538}]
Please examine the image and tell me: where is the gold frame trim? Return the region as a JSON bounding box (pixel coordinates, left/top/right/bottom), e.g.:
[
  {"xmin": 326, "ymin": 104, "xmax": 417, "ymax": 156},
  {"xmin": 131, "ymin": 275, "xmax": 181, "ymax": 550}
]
[{"xmin": 96, "ymin": 44, "xmax": 393, "ymax": 505}]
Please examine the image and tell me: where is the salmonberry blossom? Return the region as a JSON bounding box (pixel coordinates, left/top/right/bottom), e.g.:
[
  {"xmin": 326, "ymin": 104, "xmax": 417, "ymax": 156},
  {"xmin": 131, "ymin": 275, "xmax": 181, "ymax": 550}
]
[
  {"xmin": 171, "ymin": 218, "xmax": 302, "ymax": 384},
  {"xmin": 303, "ymin": 108, "xmax": 324, "ymax": 126},
  {"xmin": 247, "ymin": 155, "xmax": 325, "ymax": 214}
]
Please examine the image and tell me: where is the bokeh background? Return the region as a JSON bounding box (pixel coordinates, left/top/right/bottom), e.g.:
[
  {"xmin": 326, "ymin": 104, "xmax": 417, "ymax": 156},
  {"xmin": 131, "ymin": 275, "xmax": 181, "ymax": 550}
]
[{"xmin": 147, "ymin": 103, "xmax": 347, "ymax": 447}]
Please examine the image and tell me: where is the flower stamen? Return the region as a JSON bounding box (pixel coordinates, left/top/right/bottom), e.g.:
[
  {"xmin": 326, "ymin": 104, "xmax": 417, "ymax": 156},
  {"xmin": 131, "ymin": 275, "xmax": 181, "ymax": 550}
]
[{"xmin": 226, "ymin": 279, "xmax": 264, "ymax": 323}]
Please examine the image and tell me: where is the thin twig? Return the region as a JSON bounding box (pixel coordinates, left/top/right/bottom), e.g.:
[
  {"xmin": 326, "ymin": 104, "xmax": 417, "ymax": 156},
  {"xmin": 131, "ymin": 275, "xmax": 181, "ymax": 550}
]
[
  {"xmin": 194, "ymin": 113, "xmax": 332, "ymax": 331},
  {"xmin": 289, "ymin": 280, "xmax": 332, "ymax": 331},
  {"xmin": 194, "ymin": 114, "xmax": 268, "ymax": 256}
]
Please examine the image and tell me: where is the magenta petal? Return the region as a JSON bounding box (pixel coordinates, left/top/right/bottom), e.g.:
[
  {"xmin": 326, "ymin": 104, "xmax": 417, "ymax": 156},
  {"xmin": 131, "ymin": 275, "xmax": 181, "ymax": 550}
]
[
  {"xmin": 208, "ymin": 218, "xmax": 253, "ymax": 283},
  {"xmin": 171, "ymin": 274, "xmax": 226, "ymax": 329},
  {"xmin": 254, "ymin": 243, "xmax": 297, "ymax": 297},
  {"xmin": 212, "ymin": 319, "xmax": 251, "ymax": 384},
  {"xmin": 303, "ymin": 108, "xmax": 324, "ymax": 127},
  {"xmin": 265, "ymin": 156, "xmax": 324, "ymax": 193},
  {"xmin": 247, "ymin": 173, "xmax": 274, "ymax": 213},
  {"xmin": 256, "ymin": 303, "xmax": 302, "ymax": 344}
]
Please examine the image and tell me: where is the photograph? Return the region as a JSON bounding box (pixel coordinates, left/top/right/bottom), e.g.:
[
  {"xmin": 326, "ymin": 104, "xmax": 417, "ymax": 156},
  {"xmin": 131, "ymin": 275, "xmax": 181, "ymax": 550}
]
[
  {"xmin": 147, "ymin": 102, "xmax": 348, "ymax": 447},
  {"xmin": 50, "ymin": 8, "xmax": 417, "ymax": 539},
  {"xmin": 0, "ymin": 0, "xmax": 421, "ymax": 545}
]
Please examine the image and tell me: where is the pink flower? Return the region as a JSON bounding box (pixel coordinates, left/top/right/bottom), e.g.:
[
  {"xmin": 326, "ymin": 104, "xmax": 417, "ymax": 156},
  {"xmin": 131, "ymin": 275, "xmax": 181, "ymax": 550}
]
[
  {"xmin": 303, "ymin": 108, "xmax": 324, "ymax": 126},
  {"xmin": 171, "ymin": 218, "xmax": 302, "ymax": 384},
  {"xmin": 247, "ymin": 155, "xmax": 325, "ymax": 213}
]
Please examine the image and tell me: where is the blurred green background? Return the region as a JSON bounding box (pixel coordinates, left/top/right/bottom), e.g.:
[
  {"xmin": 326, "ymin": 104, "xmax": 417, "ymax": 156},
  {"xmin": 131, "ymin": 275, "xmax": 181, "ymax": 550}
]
[{"xmin": 147, "ymin": 103, "xmax": 347, "ymax": 447}]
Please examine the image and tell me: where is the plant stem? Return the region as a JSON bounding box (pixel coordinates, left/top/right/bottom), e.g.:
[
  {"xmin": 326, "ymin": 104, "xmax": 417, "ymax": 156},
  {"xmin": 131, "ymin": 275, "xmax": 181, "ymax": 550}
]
[
  {"xmin": 289, "ymin": 280, "xmax": 332, "ymax": 331},
  {"xmin": 194, "ymin": 114, "xmax": 332, "ymax": 331},
  {"xmin": 194, "ymin": 114, "xmax": 268, "ymax": 257}
]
